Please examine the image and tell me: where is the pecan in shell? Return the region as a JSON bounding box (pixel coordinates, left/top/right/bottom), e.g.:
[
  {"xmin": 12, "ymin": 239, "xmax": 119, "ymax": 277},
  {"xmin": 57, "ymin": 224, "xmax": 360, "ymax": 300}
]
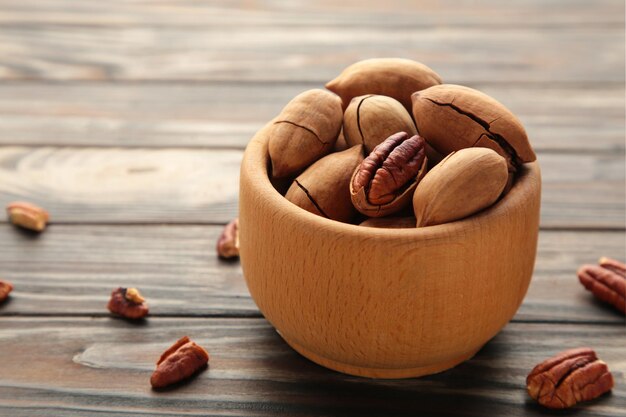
[
  {"xmin": 151, "ymin": 336, "xmax": 209, "ymax": 389},
  {"xmin": 350, "ymin": 132, "xmax": 427, "ymax": 217},
  {"xmin": 578, "ymin": 257, "xmax": 626, "ymax": 314},
  {"xmin": 0, "ymin": 280, "xmax": 13, "ymax": 303},
  {"xmin": 269, "ymin": 89, "xmax": 342, "ymax": 178},
  {"xmin": 107, "ymin": 287, "xmax": 149, "ymax": 319},
  {"xmin": 216, "ymin": 218, "xmax": 239, "ymax": 260},
  {"xmin": 527, "ymin": 347, "xmax": 614, "ymax": 409}
]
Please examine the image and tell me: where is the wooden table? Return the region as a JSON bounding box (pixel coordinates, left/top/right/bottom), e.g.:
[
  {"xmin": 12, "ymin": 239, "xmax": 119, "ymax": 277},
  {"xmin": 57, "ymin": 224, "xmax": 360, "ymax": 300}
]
[{"xmin": 0, "ymin": 1, "xmax": 624, "ymax": 415}]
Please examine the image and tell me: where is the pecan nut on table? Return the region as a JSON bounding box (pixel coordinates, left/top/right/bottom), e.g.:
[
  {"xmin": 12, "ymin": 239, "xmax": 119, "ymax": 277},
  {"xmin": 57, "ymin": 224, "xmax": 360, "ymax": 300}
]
[
  {"xmin": 527, "ymin": 348, "xmax": 614, "ymax": 409},
  {"xmin": 216, "ymin": 218, "xmax": 240, "ymax": 260},
  {"xmin": 578, "ymin": 257, "xmax": 626, "ymax": 314},
  {"xmin": 107, "ymin": 287, "xmax": 149, "ymax": 319},
  {"xmin": 6, "ymin": 201, "xmax": 49, "ymax": 232},
  {"xmin": 151, "ymin": 336, "xmax": 210, "ymax": 389},
  {"xmin": 0, "ymin": 280, "xmax": 13, "ymax": 303}
]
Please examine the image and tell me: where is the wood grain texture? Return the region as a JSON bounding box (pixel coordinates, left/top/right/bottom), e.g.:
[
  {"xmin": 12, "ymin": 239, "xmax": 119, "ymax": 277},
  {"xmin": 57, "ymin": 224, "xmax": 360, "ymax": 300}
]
[
  {"xmin": 0, "ymin": 225, "xmax": 623, "ymax": 324},
  {"xmin": 0, "ymin": 147, "xmax": 622, "ymax": 227},
  {"xmin": 0, "ymin": 0, "xmax": 622, "ymax": 27},
  {"xmin": 0, "ymin": 317, "xmax": 623, "ymax": 416},
  {"xmin": 245, "ymin": 128, "xmax": 534, "ymax": 377},
  {"xmin": 0, "ymin": 83, "xmax": 623, "ymax": 151},
  {"xmin": 0, "ymin": 26, "xmax": 622, "ymax": 83}
]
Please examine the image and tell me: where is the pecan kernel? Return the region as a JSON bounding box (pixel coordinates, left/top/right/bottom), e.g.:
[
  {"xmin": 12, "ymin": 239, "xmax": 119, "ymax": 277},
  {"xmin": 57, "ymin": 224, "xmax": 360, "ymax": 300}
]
[
  {"xmin": 124, "ymin": 287, "xmax": 145, "ymax": 304},
  {"xmin": 0, "ymin": 280, "xmax": 13, "ymax": 303},
  {"xmin": 527, "ymin": 347, "xmax": 614, "ymax": 409},
  {"xmin": 107, "ymin": 287, "xmax": 149, "ymax": 319},
  {"xmin": 6, "ymin": 201, "xmax": 49, "ymax": 232},
  {"xmin": 350, "ymin": 132, "xmax": 427, "ymax": 217},
  {"xmin": 151, "ymin": 336, "xmax": 209, "ymax": 388},
  {"xmin": 216, "ymin": 218, "xmax": 239, "ymax": 259},
  {"xmin": 578, "ymin": 258, "xmax": 626, "ymax": 314}
]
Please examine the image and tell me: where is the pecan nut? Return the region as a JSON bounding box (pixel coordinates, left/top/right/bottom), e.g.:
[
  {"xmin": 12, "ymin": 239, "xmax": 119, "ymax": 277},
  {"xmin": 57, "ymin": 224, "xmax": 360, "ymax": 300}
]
[
  {"xmin": 107, "ymin": 287, "xmax": 149, "ymax": 319},
  {"xmin": 6, "ymin": 201, "xmax": 49, "ymax": 232},
  {"xmin": 326, "ymin": 58, "xmax": 442, "ymax": 111},
  {"xmin": 216, "ymin": 218, "xmax": 239, "ymax": 260},
  {"xmin": 269, "ymin": 89, "xmax": 342, "ymax": 178},
  {"xmin": 413, "ymin": 147, "xmax": 508, "ymax": 227},
  {"xmin": 343, "ymin": 94, "xmax": 417, "ymax": 154},
  {"xmin": 350, "ymin": 132, "xmax": 427, "ymax": 217},
  {"xmin": 412, "ymin": 84, "xmax": 536, "ymax": 173},
  {"xmin": 578, "ymin": 257, "xmax": 626, "ymax": 314},
  {"xmin": 0, "ymin": 280, "xmax": 13, "ymax": 303},
  {"xmin": 285, "ymin": 145, "xmax": 364, "ymax": 223},
  {"xmin": 151, "ymin": 336, "xmax": 209, "ymax": 388},
  {"xmin": 527, "ymin": 347, "xmax": 614, "ymax": 409}
]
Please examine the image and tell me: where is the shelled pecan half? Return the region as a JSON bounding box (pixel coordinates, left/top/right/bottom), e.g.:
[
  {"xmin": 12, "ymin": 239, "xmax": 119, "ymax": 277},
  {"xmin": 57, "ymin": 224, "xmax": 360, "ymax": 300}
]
[
  {"xmin": 0, "ymin": 280, "xmax": 13, "ymax": 303},
  {"xmin": 350, "ymin": 132, "xmax": 427, "ymax": 217},
  {"xmin": 216, "ymin": 218, "xmax": 239, "ymax": 260},
  {"xmin": 6, "ymin": 201, "xmax": 49, "ymax": 232},
  {"xmin": 151, "ymin": 336, "xmax": 209, "ymax": 388},
  {"xmin": 578, "ymin": 257, "xmax": 626, "ymax": 314},
  {"xmin": 107, "ymin": 287, "xmax": 149, "ymax": 319},
  {"xmin": 527, "ymin": 347, "xmax": 614, "ymax": 409}
]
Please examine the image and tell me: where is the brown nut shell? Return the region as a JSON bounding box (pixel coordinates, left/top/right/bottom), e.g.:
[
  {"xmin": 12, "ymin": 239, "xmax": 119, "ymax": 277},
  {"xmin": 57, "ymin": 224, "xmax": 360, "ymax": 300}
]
[
  {"xmin": 269, "ymin": 89, "xmax": 342, "ymax": 178},
  {"xmin": 343, "ymin": 95, "xmax": 417, "ymax": 154},
  {"xmin": 285, "ymin": 145, "xmax": 364, "ymax": 223},
  {"xmin": 413, "ymin": 147, "xmax": 508, "ymax": 227},
  {"xmin": 326, "ymin": 58, "xmax": 442, "ymax": 111},
  {"xmin": 350, "ymin": 132, "xmax": 428, "ymax": 218},
  {"xmin": 411, "ymin": 84, "xmax": 536, "ymax": 171}
]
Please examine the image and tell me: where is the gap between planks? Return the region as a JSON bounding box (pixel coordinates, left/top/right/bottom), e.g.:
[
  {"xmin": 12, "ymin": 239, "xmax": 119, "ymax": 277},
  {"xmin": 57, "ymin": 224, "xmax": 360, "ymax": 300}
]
[{"xmin": 1, "ymin": 312, "xmax": 623, "ymax": 327}]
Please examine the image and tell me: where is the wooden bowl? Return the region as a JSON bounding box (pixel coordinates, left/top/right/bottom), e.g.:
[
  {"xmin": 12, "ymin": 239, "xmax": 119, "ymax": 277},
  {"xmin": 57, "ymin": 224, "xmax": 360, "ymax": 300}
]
[{"xmin": 239, "ymin": 122, "xmax": 541, "ymax": 379}]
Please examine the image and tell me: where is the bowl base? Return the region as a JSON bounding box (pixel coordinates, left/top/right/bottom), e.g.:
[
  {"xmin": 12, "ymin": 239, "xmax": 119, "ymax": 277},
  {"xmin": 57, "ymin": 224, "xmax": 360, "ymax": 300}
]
[{"xmin": 284, "ymin": 337, "xmax": 482, "ymax": 379}]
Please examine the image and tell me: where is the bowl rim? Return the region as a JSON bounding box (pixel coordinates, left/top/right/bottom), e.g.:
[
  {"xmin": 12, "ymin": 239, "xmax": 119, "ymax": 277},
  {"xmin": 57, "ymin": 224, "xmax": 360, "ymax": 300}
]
[{"xmin": 242, "ymin": 122, "xmax": 541, "ymax": 241}]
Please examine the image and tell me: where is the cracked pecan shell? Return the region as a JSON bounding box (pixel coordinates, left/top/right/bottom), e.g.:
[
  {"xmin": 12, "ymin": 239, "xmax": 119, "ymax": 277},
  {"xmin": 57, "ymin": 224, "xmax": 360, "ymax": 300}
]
[
  {"xmin": 269, "ymin": 89, "xmax": 342, "ymax": 178},
  {"xmin": 0, "ymin": 280, "xmax": 13, "ymax": 303},
  {"xmin": 107, "ymin": 287, "xmax": 149, "ymax": 319},
  {"xmin": 285, "ymin": 145, "xmax": 364, "ymax": 223},
  {"xmin": 350, "ymin": 132, "xmax": 427, "ymax": 217},
  {"xmin": 326, "ymin": 58, "xmax": 442, "ymax": 111},
  {"xmin": 151, "ymin": 336, "xmax": 209, "ymax": 389},
  {"xmin": 411, "ymin": 84, "xmax": 536, "ymax": 172},
  {"xmin": 413, "ymin": 147, "xmax": 508, "ymax": 227},
  {"xmin": 343, "ymin": 95, "xmax": 417, "ymax": 154},
  {"xmin": 527, "ymin": 347, "xmax": 614, "ymax": 409},
  {"xmin": 578, "ymin": 257, "xmax": 626, "ymax": 314}
]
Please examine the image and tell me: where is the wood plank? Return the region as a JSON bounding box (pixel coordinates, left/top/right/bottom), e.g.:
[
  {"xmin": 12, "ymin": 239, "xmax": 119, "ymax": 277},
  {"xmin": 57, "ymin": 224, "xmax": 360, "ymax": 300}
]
[
  {"xmin": 0, "ymin": 225, "xmax": 624, "ymax": 324},
  {"xmin": 0, "ymin": 26, "xmax": 622, "ymax": 83},
  {"xmin": 0, "ymin": 0, "xmax": 622, "ymax": 27},
  {"xmin": 0, "ymin": 147, "xmax": 622, "ymax": 228},
  {"xmin": 0, "ymin": 83, "xmax": 623, "ymax": 152},
  {"xmin": 0, "ymin": 317, "xmax": 623, "ymax": 416}
]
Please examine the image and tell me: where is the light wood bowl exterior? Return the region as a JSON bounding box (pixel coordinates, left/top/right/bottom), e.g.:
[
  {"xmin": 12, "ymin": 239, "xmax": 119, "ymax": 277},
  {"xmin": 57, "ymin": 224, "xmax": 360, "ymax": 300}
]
[{"xmin": 239, "ymin": 122, "xmax": 542, "ymax": 379}]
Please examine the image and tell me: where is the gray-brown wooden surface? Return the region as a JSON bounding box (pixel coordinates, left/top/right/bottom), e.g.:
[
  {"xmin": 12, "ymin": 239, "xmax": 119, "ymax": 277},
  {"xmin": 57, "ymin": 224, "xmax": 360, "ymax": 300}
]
[{"xmin": 0, "ymin": 1, "xmax": 624, "ymax": 416}]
